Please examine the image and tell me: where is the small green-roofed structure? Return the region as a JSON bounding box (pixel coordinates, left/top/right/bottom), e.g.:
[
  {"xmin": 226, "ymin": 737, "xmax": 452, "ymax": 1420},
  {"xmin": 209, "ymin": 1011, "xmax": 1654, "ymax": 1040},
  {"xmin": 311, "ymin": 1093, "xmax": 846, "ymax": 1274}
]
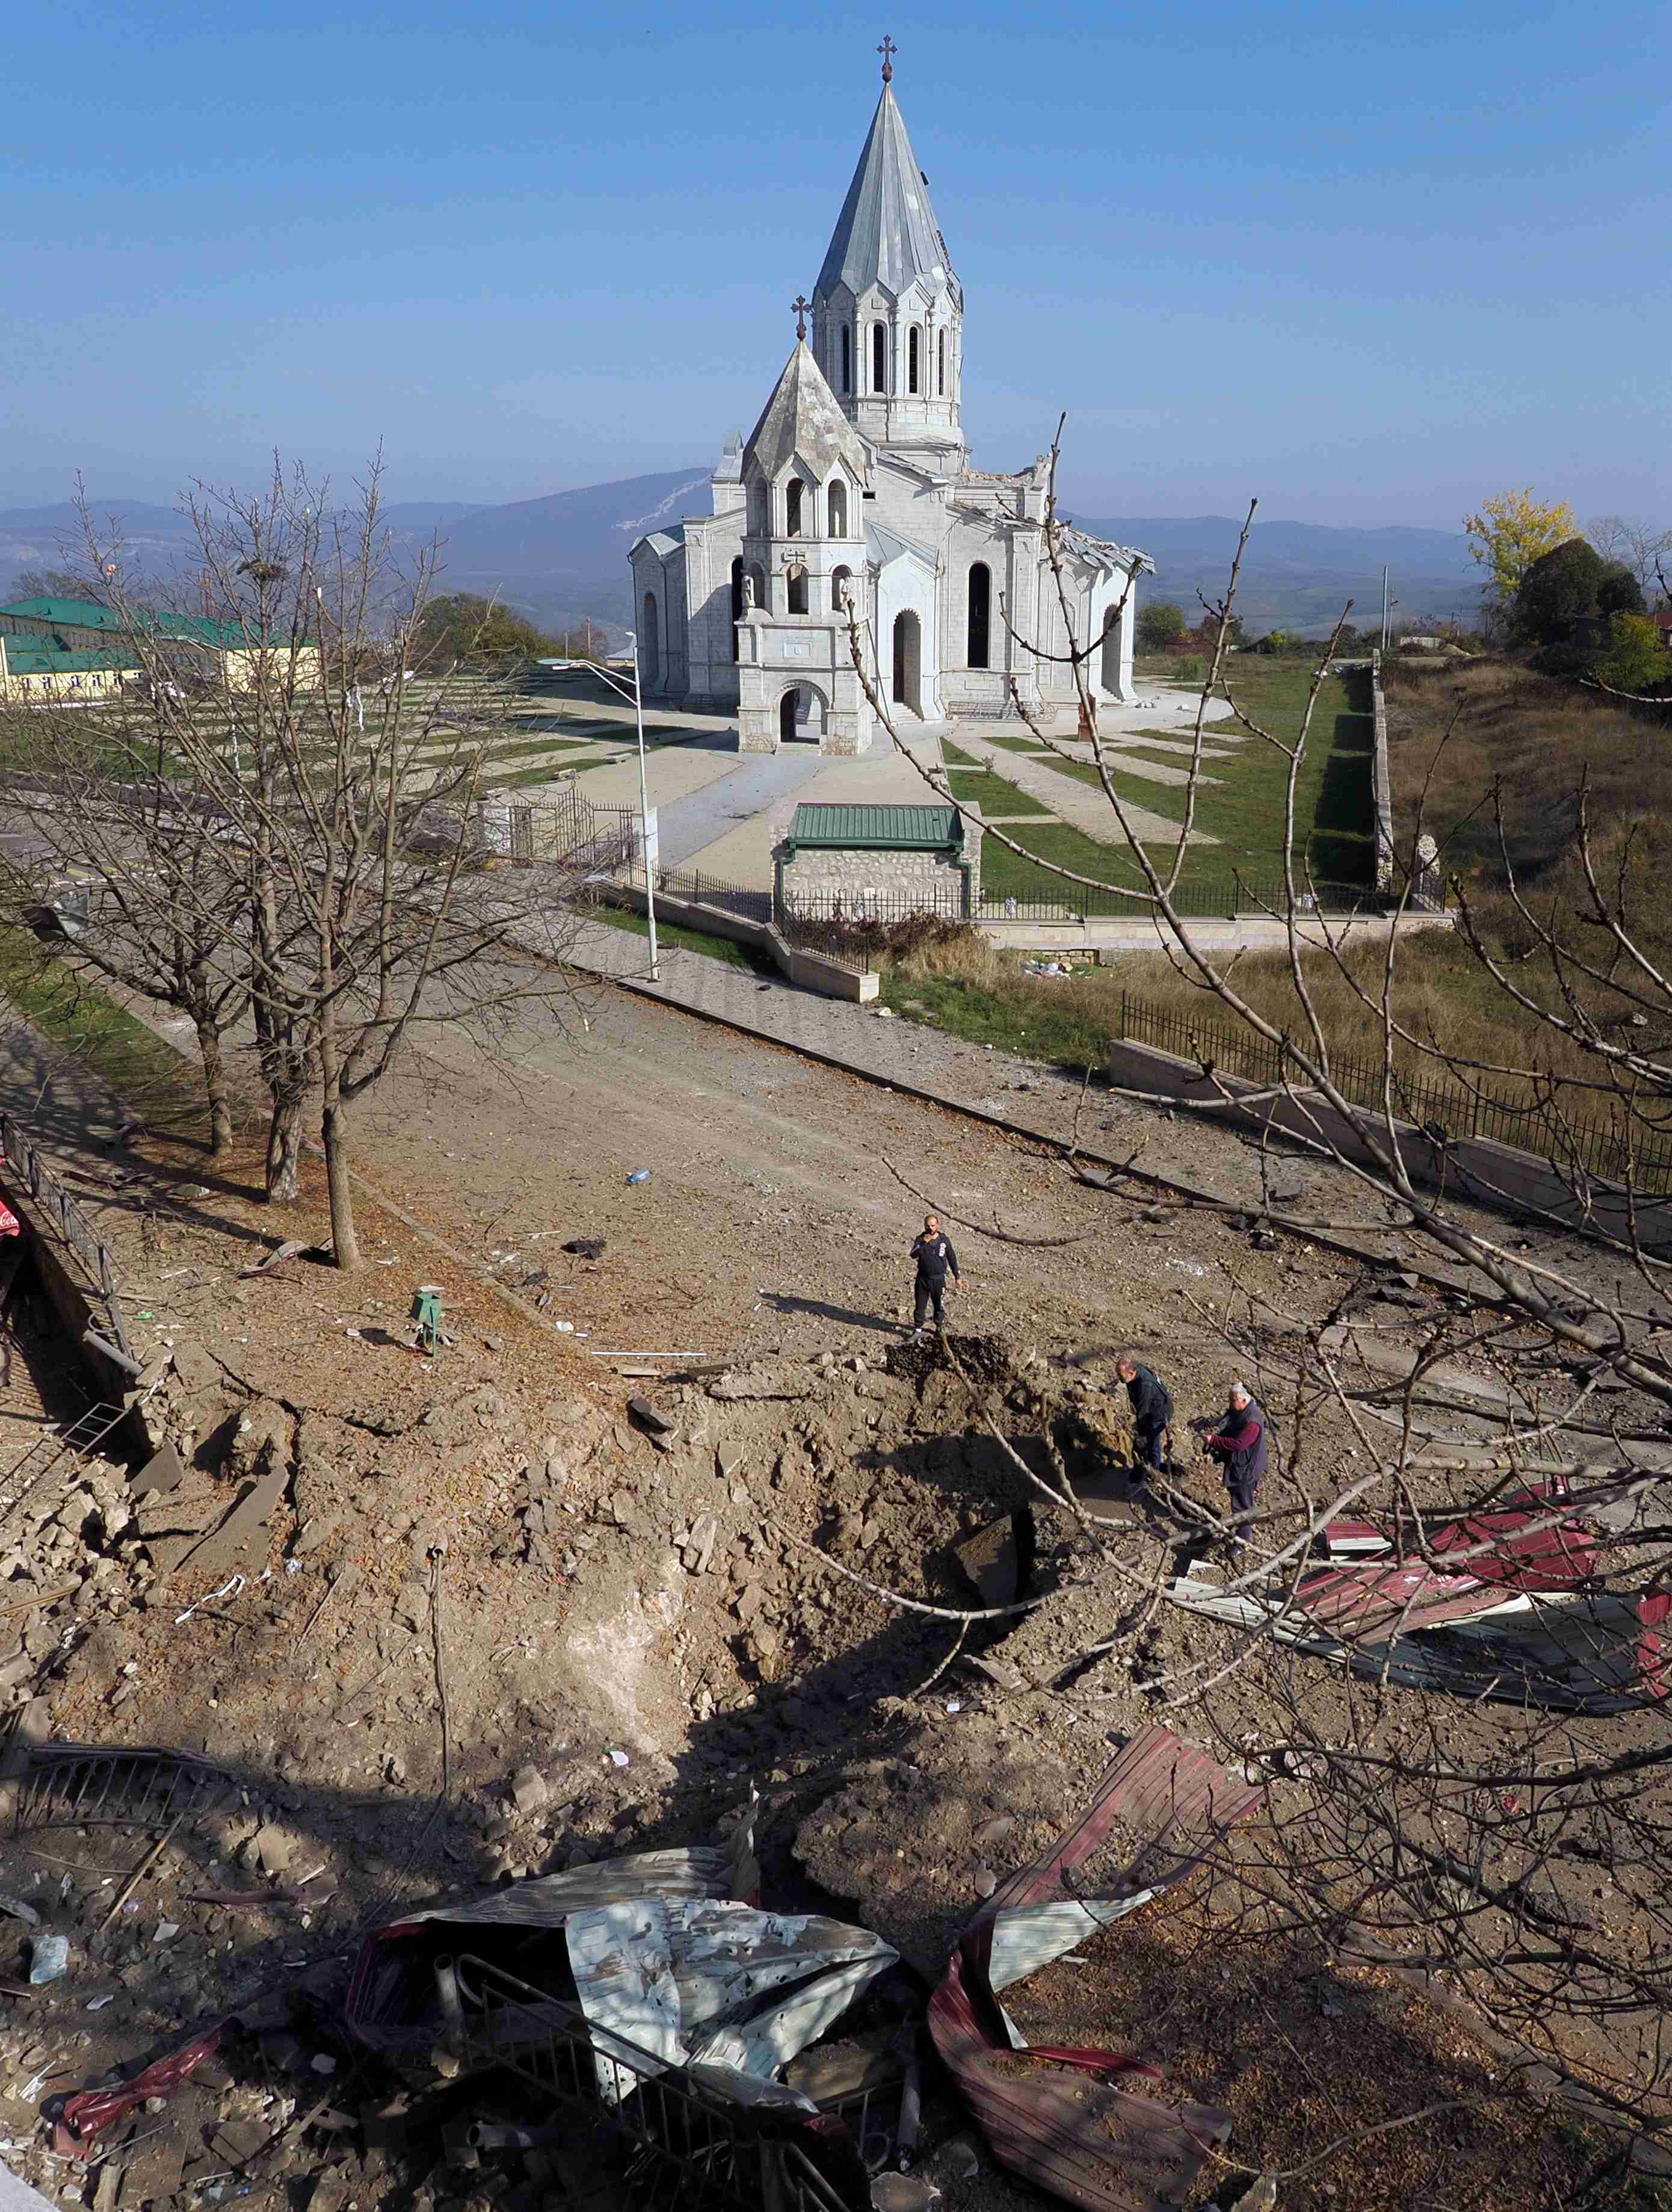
[
  {"xmin": 776, "ymin": 800, "xmax": 979, "ymax": 920},
  {"xmin": 782, "ymin": 802, "xmax": 963, "ymax": 854}
]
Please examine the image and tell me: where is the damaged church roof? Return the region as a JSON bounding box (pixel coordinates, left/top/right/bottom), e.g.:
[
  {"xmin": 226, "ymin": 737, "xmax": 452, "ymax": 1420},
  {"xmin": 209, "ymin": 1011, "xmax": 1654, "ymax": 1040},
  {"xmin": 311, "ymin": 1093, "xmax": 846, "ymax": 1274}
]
[
  {"xmin": 742, "ymin": 341, "xmax": 870, "ymax": 487},
  {"xmin": 816, "ymin": 81, "xmax": 959, "ymax": 305}
]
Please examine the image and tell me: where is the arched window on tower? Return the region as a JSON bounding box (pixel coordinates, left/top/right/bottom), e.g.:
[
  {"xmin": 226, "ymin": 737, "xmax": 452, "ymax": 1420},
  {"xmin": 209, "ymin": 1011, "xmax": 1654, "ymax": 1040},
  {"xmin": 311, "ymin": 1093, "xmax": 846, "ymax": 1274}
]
[
  {"xmin": 938, "ymin": 328, "xmax": 946, "ymax": 397},
  {"xmin": 748, "ymin": 563, "xmax": 768, "ymax": 614},
  {"xmin": 786, "ymin": 479, "xmax": 804, "ymax": 539},
  {"xmin": 908, "ymin": 327, "xmax": 921, "ymax": 394},
  {"xmin": 872, "ymin": 324, "xmax": 886, "ymax": 394},
  {"xmin": 786, "ymin": 565, "xmax": 809, "ymax": 616},
  {"xmin": 730, "ymin": 558, "xmax": 744, "ymax": 660},
  {"xmin": 831, "ymin": 564, "xmax": 853, "ymax": 613},
  {"xmin": 748, "ymin": 480, "xmax": 767, "ymax": 537},
  {"xmin": 641, "ymin": 592, "xmax": 660, "ymax": 688},
  {"xmin": 967, "ymin": 561, "xmax": 991, "ymax": 670},
  {"xmin": 841, "ymin": 326, "xmax": 851, "ymax": 395},
  {"xmin": 827, "ymin": 478, "xmax": 848, "ymax": 539}
]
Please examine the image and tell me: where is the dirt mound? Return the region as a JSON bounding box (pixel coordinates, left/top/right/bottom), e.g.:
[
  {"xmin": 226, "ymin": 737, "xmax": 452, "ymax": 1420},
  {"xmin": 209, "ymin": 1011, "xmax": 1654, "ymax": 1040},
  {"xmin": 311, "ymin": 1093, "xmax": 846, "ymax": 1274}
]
[{"xmin": 884, "ymin": 1331, "xmax": 1015, "ymax": 1392}]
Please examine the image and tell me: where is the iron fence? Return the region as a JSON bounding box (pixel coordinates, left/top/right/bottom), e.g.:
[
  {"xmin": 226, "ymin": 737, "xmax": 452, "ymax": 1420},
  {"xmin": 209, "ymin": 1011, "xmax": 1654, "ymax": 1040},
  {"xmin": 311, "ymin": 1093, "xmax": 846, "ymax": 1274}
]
[
  {"xmin": 451, "ymin": 1957, "xmax": 865, "ymax": 2212},
  {"xmin": 653, "ymin": 868, "xmax": 774, "ymax": 925},
  {"xmin": 1115, "ymin": 990, "xmax": 1672, "ymax": 1194},
  {"xmin": 771, "ymin": 874, "xmax": 1413, "ymax": 928},
  {"xmin": 0, "ymin": 1111, "xmax": 134, "ymax": 1354},
  {"xmin": 495, "ymin": 783, "xmax": 641, "ymax": 872}
]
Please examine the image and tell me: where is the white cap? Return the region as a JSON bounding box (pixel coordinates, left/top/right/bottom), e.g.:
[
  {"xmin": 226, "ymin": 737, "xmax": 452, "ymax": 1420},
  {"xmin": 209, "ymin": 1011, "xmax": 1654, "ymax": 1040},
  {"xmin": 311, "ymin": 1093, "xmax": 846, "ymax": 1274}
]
[{"xmin": 1229, "ymin": 1380, "xmax": 1250, "ymax": 1399}]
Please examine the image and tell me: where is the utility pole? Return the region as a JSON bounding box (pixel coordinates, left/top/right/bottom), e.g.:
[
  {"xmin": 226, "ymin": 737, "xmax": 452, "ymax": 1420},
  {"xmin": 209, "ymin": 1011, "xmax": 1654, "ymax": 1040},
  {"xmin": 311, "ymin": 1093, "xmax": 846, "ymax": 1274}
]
[
  {"xmin": 629, "ymin": 628, "xmax": 659, "ymax": 983},
  {"xmin": 585, "ymin": 630, "xmax": 659, "ymax": 982},
  {"xmin": 1381, "ymin": 566, "xmax": 1391, "ymax": 655}
]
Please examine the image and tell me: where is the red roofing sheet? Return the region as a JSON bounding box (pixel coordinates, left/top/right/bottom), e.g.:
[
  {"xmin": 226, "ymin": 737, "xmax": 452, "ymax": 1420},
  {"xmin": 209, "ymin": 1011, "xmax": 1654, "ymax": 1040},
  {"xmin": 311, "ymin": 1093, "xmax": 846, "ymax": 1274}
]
[{"xmin": 928, "ymin": 1726, "xmax": 1261, "ymax": 2212}]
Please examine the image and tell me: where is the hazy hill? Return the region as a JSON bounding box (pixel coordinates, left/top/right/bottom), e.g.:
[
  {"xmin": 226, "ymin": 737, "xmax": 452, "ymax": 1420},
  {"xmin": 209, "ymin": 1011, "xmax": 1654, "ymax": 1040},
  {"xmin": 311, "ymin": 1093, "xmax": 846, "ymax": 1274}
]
[{"xmin": 1, "ymin": 480, "xmax": 1483, "ymax": 639}]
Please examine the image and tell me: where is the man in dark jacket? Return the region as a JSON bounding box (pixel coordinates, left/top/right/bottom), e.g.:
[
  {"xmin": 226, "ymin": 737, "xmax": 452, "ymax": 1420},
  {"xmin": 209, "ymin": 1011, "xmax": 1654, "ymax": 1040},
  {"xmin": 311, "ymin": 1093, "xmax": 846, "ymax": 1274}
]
[
  {"xmin": 1206, "ymin": 1382, "xmax": 1269, "ymax": 1558},
  {"xmin": 1115, "ymin": 1352, "xmax": 1173, "ymax": 1486},
  {"xmin": 908, "ymin": 1214, "xmax": 961, "ymax": 1335}
]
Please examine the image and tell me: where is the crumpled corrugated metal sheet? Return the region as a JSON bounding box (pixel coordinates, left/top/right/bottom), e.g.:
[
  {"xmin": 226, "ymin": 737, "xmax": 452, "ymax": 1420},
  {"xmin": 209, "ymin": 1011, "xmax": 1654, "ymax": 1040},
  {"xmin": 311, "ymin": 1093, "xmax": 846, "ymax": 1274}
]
[
  {"xmin": 929, "ymin": 1726, "xmax": 1262, "ymax": 2212},
  {"xmin": 567, "ymin": 1895, "xmax": 898, "ymax": 2102},
  {"xmin": 379, "ymin": 1818, "xmax": 761, "ymax": 1928},
  {"xmin": 345, "ymin": 1799, "xmax": 760, "ymax": 2057}
]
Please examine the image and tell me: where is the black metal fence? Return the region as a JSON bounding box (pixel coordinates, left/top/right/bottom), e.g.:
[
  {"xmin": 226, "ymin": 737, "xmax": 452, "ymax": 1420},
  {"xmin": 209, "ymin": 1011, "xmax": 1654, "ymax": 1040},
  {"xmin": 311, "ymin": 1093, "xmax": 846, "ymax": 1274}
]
[
  {"xmin": 0, "ymin": 1111, "xmax": 134, "ymax": 1355},
  {"xmin": 1115, "ymin": 990, "xmax": 1672, "ymax": 1194},
  {"xmin": 774, "ymin": 874, "xmax": 1413, "ymax": 927},
  {"xmin": 653, "ymin": 867, "xmax": 773, "ymax": 924}
]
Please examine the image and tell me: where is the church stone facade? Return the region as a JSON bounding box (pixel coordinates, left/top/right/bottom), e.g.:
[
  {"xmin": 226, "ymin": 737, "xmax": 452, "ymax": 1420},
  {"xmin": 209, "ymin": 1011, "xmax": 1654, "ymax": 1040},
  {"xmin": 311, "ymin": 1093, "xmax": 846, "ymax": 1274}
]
[{"xmin": 629, "ymin": 54, "xmax": 1150, "ymax": 755}]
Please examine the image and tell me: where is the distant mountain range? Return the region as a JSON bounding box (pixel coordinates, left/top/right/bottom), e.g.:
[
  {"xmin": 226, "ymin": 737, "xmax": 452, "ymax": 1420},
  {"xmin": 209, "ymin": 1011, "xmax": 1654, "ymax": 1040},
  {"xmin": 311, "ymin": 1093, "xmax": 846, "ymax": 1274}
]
[{"xmin": 0, "ymin": 475, "xmax": 1483, "ymax": 639}]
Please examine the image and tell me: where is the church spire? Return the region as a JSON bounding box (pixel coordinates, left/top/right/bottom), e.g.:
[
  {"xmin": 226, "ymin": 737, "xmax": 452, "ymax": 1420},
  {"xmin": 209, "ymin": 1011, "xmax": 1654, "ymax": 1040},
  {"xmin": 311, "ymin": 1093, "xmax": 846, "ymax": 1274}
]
[
  {"xmin": 815, "ymin": 64, "xmax": 955, "ymax": 303},
  {"xmin": 810, "ymin": 52, "xmax": 964, "ymax": 451}
]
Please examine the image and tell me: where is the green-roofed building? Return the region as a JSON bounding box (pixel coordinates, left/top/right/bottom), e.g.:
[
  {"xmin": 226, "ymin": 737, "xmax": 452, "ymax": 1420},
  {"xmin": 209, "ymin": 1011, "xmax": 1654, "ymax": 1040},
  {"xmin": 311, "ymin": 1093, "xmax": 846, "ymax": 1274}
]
[
  {"xmin": 0, "ymin": 595, "xmax": 321, "ymax": 697},
  {"xmin": 0, "ymin": 629, "xmax": 141, "ymax": 703},
  {"xmin": 774, "ymin": 799, "xmax": 978, "ymax": 919}
]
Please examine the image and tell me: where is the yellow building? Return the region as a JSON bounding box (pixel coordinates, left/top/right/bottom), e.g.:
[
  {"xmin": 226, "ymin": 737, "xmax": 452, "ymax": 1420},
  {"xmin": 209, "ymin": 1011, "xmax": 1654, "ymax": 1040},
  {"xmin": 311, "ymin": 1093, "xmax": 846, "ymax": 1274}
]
[
  {"xmin": 0, "ymin": 596, "xmax": 321, "ymax": 696},
  {"xmin": 0, "ymin": 631, "xmax": 140, "ymax": 703}
]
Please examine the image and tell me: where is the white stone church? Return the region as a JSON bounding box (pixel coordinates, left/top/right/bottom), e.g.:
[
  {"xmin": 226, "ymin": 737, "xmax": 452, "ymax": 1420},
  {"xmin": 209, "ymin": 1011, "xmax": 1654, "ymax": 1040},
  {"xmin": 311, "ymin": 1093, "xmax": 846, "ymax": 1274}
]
[{"xmin": 629, "ymin": 48, "xmax": 1150, "ymax": 755}]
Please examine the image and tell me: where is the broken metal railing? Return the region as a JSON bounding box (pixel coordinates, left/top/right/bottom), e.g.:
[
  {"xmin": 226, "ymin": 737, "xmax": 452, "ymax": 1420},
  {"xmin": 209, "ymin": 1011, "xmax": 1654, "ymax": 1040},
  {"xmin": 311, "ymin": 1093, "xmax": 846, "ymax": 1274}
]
[
  {"xmin": 0, "ymin": 1110, "xmax": 135, "ymax": 1360},
  {"xmin": 451, "ymin": 1957, "xmax": 862, "ymax": 2212},
  {"xmin": 0, "ymin": 1398, "xmax": 128, "ymax": 1539},
  {"xmin": 11, "ymin": 1744, "xmax": 235, "ymax": 1832}
]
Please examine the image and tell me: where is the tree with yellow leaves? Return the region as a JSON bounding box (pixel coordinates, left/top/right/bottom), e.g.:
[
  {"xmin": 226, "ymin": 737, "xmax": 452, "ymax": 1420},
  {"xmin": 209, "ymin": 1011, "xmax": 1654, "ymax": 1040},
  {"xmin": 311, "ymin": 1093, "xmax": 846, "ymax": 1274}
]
[{"xmin": 1463, "ymin": 487, "xmax": 1578, "ymax": 617}]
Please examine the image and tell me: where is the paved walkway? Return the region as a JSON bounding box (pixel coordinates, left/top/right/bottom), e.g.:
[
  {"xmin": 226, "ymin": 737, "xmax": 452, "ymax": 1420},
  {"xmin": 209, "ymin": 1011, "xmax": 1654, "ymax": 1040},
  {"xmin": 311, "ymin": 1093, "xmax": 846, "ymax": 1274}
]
[{"xmin": 675, "ymin": 727, "xmax": 949, "ymax": 889}]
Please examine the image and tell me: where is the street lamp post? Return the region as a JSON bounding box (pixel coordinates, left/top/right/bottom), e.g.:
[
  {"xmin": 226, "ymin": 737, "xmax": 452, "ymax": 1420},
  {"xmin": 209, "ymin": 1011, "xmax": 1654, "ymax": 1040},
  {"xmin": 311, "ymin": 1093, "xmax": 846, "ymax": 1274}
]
[{"xmin": 585, "ymin": 628, "xmax": 659, "ymax": 983}]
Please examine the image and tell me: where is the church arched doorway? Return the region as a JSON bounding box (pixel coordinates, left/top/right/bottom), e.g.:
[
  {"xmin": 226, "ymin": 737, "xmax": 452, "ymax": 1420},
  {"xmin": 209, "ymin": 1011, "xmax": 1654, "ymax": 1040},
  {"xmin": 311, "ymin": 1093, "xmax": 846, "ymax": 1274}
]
[
  {"xmin": 1099, "ymin": 604, "xmax": 1121, "ymax": 694},
  {"xmin": 778, "ymin": 683, "xmax": 828, "ymax": 742},
  {"xmin": 892, "ymin": 610, "xmax": 922, "ymax": 716},
  {"xmin": 641, "ymin": 593, "xmax": 659, "ymax": 690}
]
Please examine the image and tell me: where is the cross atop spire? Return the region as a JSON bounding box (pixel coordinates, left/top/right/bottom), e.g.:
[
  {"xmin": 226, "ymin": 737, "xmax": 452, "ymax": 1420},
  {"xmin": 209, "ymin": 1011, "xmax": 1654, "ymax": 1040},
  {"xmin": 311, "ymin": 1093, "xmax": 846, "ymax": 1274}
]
[
  {"xmin": 877, "ymin": 34, "xmax": 896, "ymax": 82},
  {"xmin": 792, "ymin": 294, "xmax": 812, "ymax": 341}
]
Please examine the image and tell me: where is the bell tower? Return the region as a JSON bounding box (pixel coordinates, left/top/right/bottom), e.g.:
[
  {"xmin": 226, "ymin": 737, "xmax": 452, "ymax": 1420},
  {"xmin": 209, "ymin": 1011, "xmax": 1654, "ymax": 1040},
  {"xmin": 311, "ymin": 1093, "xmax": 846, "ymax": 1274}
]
[{"xmin": 810, "ymin": 41, "xmax": 963, "ymax": 455}]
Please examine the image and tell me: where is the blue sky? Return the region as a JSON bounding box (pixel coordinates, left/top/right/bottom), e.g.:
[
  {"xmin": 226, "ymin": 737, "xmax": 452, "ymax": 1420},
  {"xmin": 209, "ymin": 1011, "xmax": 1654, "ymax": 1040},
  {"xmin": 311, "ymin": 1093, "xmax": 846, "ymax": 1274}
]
[{"xmin": 1, "ymin": 0, "xmax": 1666, "ymax": 524}]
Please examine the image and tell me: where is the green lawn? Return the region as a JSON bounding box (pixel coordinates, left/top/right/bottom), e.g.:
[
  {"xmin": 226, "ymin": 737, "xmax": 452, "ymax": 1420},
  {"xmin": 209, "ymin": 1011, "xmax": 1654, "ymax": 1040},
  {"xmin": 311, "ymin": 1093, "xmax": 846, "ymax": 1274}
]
[
  {"xmin": 968, "ymin": 662, "xmax": 1374, "ymax": 895},
  {"xmin": 946, "ymin": 770, "xmax": 1050, "ymax": 817},
  {"xmin": 587, "ymin": 901, "xmax": 776, "ymax": 975},
  {"xmin": 0, "ymin": 929, "xmax": 207, "ymax": 1134},
  {"xmin": 978, "ymin": 820, "xmax": 1153, "ymax": 903},
  {"xmin": 980, "ymin": 731, "xmax": 1053, "ymax": 756}
]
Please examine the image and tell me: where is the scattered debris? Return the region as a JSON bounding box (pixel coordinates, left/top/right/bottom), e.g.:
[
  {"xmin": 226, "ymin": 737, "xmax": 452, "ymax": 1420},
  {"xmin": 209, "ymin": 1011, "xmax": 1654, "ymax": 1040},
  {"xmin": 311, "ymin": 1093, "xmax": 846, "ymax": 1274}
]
[
  {"xmin": 626, "ymin": 1169, "xmax": 652, "ymax": 1185},
  {"xmin": 952, "ymin": 1510, "xmax": 1032, "ymax": 1608},
  {"xmin": 27, "ymin": 1932, "xmax": 68, "ymax": 1985},
  {"xmin": 562, "ymin": 1237, "xmax": 606, "ymax": 1259},
  {"xmin": 239, "ymin": 1238, "xmax": 310, "ymax": 1278}
]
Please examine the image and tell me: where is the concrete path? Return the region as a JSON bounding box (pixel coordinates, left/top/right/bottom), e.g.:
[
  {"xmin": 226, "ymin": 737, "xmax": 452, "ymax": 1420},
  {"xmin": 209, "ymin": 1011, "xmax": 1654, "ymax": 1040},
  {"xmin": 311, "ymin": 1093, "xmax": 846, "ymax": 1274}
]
[
  {"xmin": 677, "ymin": 728, "xmax": 949, "ymax": 889},
  {"xmin": 946, "ymin": 724, "xmax": 1216, "ymax": 849},
  {"xmin": 653, "ymin": 747, "xmax": 834, "ymax": 871}
]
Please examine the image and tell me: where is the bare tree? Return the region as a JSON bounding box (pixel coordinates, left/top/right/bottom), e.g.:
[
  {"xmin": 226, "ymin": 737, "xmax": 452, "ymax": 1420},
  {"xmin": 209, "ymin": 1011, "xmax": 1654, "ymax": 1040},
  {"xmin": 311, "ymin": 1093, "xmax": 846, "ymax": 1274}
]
[
  {"xmin": 5, "ymin": 461, "xmax": 592, "ymax": 1261},
  {"xmin": 0, "ymin": 680, "xmax": 250, "ymax": 1156},
  {"xmin": 1587, "ymin": 515, "xmax": 1672, "ymax": 595}
]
